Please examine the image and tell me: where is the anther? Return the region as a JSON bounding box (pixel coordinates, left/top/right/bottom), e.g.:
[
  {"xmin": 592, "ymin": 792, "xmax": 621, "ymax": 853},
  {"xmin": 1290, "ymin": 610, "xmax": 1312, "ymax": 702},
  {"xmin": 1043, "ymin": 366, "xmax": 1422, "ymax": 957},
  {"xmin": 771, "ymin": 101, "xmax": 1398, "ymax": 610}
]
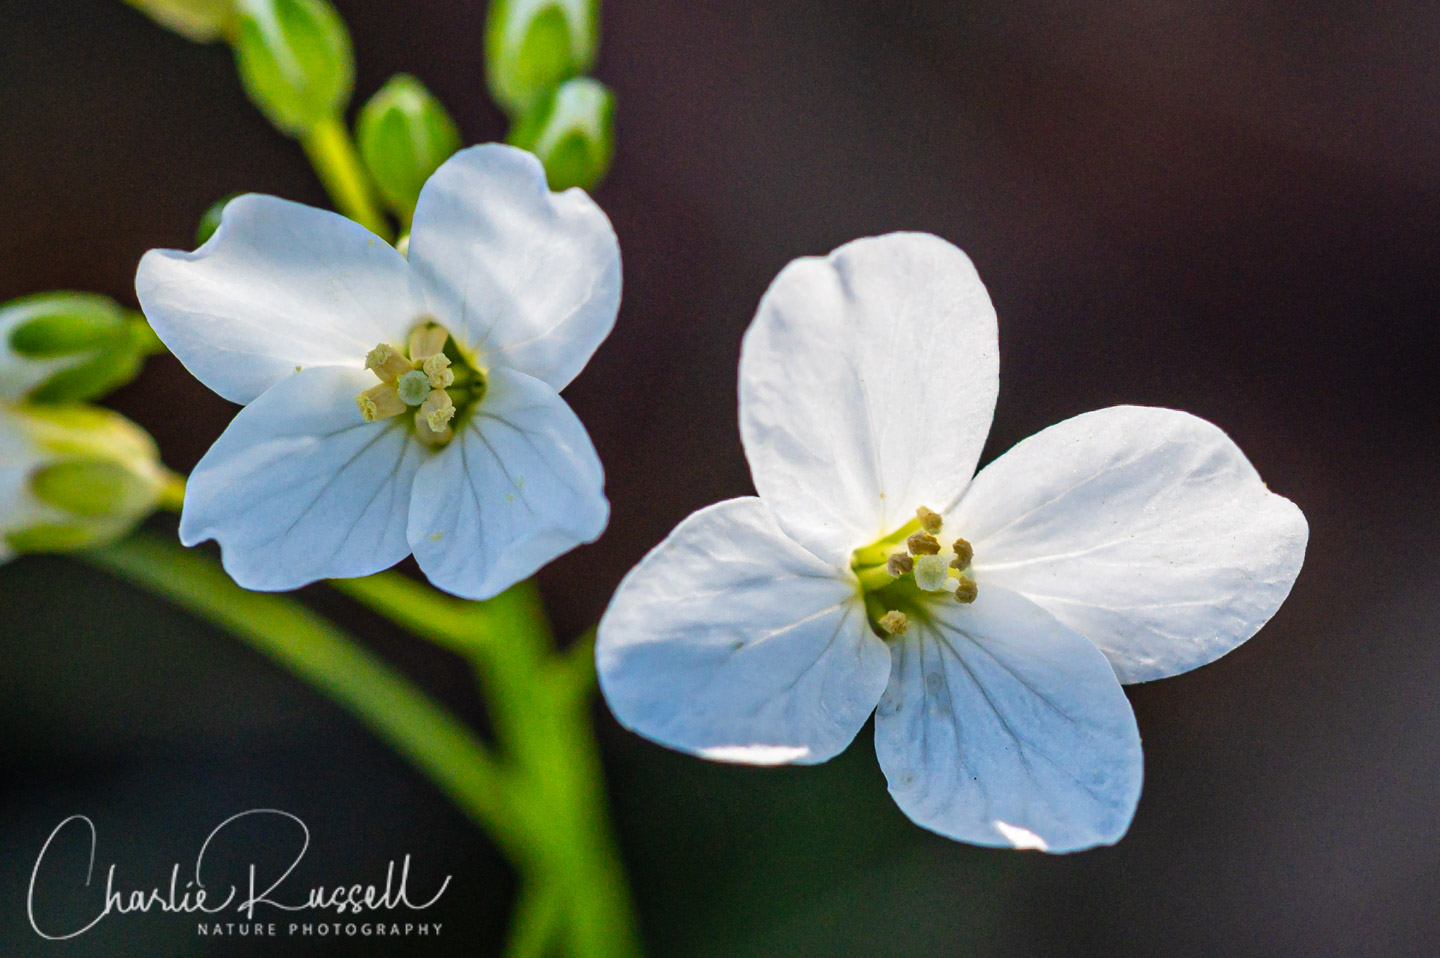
[
  {"xmin": 950, "ymin": 538, "xmax": 974, "ymax": 569},
  {"xmin": 907, "ymin": 531, "xmax": 940, "ymax": 555},
  {"xmin": 916, "ymin": 506, "xmax": 943, "ymax": 535},
  {"xmin": 365, "ymin": 343, "xmax": 414, "ymax": 383},
  {"xmin": 423, "ymin": 353, "xmax": 455, "ymax": 389},
  {"xmin": 418, "ymin": 389, "xmax": 456, "ymax": 434},
  {"xmin": 409, "ymin": 323, "xmax": 448, "ymax": 360},
  {"xmin": 878, "ymin": 610, "xmax": 909, "ymax": 635},
  {"xmin": 356, "ymin": 382, "xmax": 405, "ymax": 422},
  {"xmin": 886, "ymin": 552, "xmax": 914, "ymax": 577},
  {"xmin": 953, "ymin": 575, "xmax": 978, "ymax": 604},
  {"xmin": 397, "ymin": 370, "xmax": 432, "ymax": 405},
  {"xmin": 913, "ymin": 554, "xmax": 951, "ymax": 591}
]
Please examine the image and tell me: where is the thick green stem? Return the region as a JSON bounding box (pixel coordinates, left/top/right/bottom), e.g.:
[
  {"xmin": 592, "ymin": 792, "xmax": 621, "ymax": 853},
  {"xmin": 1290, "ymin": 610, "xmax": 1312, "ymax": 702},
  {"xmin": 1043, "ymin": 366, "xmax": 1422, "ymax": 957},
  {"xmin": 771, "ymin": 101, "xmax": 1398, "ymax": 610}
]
[
  {"xmin": 300, "ymin": 114, "xmax": 392, "ymax": 240},
  {"xmin": 82, "ymin": 536, "xmax": 535, "ymax": 862}
]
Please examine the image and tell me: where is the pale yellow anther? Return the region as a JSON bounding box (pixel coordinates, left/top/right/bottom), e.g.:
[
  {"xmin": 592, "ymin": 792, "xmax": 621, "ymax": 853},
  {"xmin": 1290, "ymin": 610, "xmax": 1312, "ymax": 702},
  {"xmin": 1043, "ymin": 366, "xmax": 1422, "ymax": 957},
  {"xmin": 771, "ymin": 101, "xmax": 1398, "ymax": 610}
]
[
  {"xmin": 423, "ymin": 353, "xmax": 455, "ymax": 389},
  {"xmin": 878, "ymin": 610, "xmax": 909, "ymax": 635},
  {"xmin": 414, "ymin": 415, "xmax": 454, "ymax": 446},
  {"xmin": 907, "ymin": 531, "xmax": 941, "ymax": 556},
  {"xmin": 356, "ymin": 382, "xmax": 406, "ymax": 422},
  {"xmin": 916, "ymin": 506, "xmax": 943, "ymax": 535},
  {"xmin": 418, "ymin": 389, "xmax": 456, "ymax": 434},
  {"xmin": 409, "ymin": 323, "xmax": 448, "ymax": 360},
  {"xmin": 953, "ymin": 574, "xmax": 978, "ymax": 604},
  {"xmin": 365, "ymin": 343, "xmax": 414, "ymax": 383},
  {"xmin": 886, "ymin": 552, "xmax": 914, "ymax": 577},
  {"xmin": 950, "ymin": 537, "xmax": 974, "ymax": 569}
]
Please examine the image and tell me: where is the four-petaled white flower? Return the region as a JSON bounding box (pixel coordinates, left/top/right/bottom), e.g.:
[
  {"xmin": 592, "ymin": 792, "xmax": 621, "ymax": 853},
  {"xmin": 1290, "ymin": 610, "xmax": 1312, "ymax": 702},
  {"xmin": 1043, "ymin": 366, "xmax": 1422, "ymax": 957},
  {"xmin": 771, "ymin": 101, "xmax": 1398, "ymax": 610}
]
[
  {"xmin": 596, "ymin": 232, "xmax": 1307, "ymax": 852},
  {"xmin": 136, "ymin": 144, "xmax": 620, "ymax": 598}
]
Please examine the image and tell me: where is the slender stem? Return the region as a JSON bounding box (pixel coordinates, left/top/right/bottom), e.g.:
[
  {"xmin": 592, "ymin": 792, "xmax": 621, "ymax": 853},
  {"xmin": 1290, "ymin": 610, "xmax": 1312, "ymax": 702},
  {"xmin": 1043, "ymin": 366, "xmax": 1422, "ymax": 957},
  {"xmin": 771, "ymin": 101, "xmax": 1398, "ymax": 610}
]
[
  {"xmin": 503, "ymin": 880, "xmax": 567, "ymax": 958},
  {"xmin": 300, "ymin": 115, "xmax": 392, "ymax": 240},
  {"xmin": 81, "ymin": 535, "xmax": 538, "ymax": 862},
  {"xmin": 155, "ymin": 470, "xmax": 188, "ymax": 514}
]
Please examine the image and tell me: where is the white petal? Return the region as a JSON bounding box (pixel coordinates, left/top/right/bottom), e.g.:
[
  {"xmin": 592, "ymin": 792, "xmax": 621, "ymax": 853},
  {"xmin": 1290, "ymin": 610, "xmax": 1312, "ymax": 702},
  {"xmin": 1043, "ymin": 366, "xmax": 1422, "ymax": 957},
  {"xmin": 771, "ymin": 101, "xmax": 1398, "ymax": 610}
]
[
  {"xmin": 739, "ymin": 232, "xmax": 999, "ymax": 565},
  {"xmin": 406, "ymin": 366, "xmax": 607, "ymax": 599},
  {"xmin": 180, "ymin": 366, "xmax": 424, "ymax": 589},
  {"xmin": 597, "ymin": 497, "xmax": 889, "ymax": 765},
  {"xmin": 136, "ymin": 195, "xmax": 423, "ymax": 405},
  {"xmin": 953, "ymin": 406, "xmax": 1308, "ymax": 684},
  {"xmin": 407, "ymin": 144, "xmax": 621, "ymax": 390},
  {"xmin": 874, "ymin": 586, "xmax": 1143, "ymax": 852}
]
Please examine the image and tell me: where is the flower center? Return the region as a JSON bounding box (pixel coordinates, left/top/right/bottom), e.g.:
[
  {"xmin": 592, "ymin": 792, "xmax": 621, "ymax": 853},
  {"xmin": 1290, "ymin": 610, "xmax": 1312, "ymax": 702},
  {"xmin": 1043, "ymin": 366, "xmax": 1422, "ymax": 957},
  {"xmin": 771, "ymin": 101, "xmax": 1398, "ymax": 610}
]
[
  {"xmin": 354, "ymin": 320, "xmax": 487, "ymax": 447},
  {"xmin": 851, "ymin": 505, "xmax": 977, "ymax": 637}
]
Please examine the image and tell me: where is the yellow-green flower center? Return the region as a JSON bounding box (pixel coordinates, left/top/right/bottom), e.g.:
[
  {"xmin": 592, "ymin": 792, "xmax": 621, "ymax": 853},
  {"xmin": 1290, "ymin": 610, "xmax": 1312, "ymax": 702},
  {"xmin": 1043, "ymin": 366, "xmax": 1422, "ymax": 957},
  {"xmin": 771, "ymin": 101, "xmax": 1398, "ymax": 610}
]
[
  {"xmin": 354, "ymin": 319, "xmax": 487, "ymax": 447},
  {"xmin": 851, "ymin": 505, "xmax": 977, "ymax": 638}
]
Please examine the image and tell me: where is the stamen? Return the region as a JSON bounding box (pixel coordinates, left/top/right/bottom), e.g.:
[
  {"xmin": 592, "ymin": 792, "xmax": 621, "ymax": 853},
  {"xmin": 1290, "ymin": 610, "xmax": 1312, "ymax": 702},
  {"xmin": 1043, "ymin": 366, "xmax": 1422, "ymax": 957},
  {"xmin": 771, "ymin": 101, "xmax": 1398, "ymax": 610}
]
[
  {"xmin": 886, "ymin": 552, "xmax": 914, "ymax": 577},
  {"xmin": 950, "ymin": 538, "xmax": 974, "ymax": 569},
  {"xmin": 356, "ymin": 382, "xmax": 406, "ymax": 422},
  {"xmin": 953, "ymin": 575, "xmax": 978, "ymax": 604},
  {"xmin": 907, "ymin": 531, "xmax": 941, "ymax": 555},
  {"xmin": 423, "ymin": 353, "xmax": 455, "ymax": 388},
  {"xmin": 365, "ymin": 343, "xmax": 414, "ymax": 383},
  {"xmin": 414, "ymin": 415, "xmax": 454, "ymax": 446},
  {"xmin": 418, "ymin": 389, "xmax": 456, "ymax": 433},
  {"xmin": 913, "ymin": 554, "xmax": 951, "ymax": 591},
  {"xmin": 409, "ymin": 323, "xmax": 448, "ymax": 360},
  {"xmin": 397, "ymin": 370, "xmax": 432, "ymax": 406},
  {"xmin": 878, "ymin": 610, "xmax": 909, "ymax": 635},
  {"xmin": 916, "ymin": 506, "xmax": 943, "ymax": 535}
]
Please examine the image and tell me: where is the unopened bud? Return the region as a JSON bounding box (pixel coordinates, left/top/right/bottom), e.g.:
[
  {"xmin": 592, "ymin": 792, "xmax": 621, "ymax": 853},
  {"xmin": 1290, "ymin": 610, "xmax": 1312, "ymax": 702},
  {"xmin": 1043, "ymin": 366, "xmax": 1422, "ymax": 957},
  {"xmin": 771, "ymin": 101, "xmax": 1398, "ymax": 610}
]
[
  {"xmin": 1, "ymin": 293, "xmax": 162, "ymax": 403},
  {"xmin": 486, "ymin": 0, "xmax": 598, "ymax": 116},
  {"xmin": 1, "ymin": 403, "xmax": 169, "ymax": 560},
  {"xmin": 124, "ymin": 0, "xmax": 236, "ymax": 43},
  {"xmin": 508, "ymin": 78, "xmax": 615, "ymax": 191},
  {"xmin": 233, "ymin": 0, "xmax": 354, "ymax": 135},
  {"xmin": 358, "ymin": 75, "xmax": 462, "ymax": 221}
]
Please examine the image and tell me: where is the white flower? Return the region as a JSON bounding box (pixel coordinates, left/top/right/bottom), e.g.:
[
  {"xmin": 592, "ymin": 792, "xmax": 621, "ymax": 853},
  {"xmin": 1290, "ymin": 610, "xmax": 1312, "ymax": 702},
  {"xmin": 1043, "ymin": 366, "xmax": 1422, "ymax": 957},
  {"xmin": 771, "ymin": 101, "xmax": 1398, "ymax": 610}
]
[
  {"xmin": 136, "ymin": 144, "xmax": 620, "ymax": 598},
  {"xmin": 596, "ymin": 232, "xmax": 1307, "ymax": 852}
]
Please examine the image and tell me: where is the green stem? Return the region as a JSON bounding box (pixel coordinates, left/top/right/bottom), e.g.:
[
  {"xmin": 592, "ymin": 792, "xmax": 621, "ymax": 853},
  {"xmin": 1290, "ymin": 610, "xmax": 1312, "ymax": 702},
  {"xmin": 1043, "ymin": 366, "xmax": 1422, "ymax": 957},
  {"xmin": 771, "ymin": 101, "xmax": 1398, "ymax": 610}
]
[
  {"xmin": 82, "ymin": 535, "xmax": 536, "ymax": 862},
  {"xmin": 300, "ymin": 114, "xmax": 392, "ymax": 240},
  {"xmin": 155, "ymin": 470, "xmax": 188, "ymax": 514},
  {"xmin": 503, "ymin": 880, "xmax": 567, "ymax": 958},
  {"xmin": 338, "ymin": 575, "xmax": 643, "ymax": 958}
]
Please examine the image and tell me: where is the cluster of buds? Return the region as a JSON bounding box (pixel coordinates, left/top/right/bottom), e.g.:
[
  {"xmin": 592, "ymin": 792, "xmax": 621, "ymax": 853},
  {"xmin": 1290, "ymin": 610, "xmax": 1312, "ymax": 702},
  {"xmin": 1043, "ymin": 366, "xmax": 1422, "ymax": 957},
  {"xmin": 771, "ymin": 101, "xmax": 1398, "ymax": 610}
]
[{"xmin": 0, "ymin": 292, "xmax": 174, "ymax": 563}]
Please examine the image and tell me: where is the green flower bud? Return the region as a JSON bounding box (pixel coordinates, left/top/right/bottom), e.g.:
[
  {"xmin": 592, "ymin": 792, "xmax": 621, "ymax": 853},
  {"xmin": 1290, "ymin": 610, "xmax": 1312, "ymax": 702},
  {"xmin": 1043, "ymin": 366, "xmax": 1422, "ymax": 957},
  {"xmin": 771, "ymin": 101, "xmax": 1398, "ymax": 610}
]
[
  {"xmin": 357, "ymin": 75, "xmax": 462, "ymax": 221},
  {"xmin": 233, "ymin": 0, "xmax": 354, "ymax": 135},
  {"xmin": 123, "ymin": 0, "xmax": 237, "ymax": 43},
  {"xmin": 485, "ymin": 0, "xmax": 598, "ymax": 116},
  {"xmin": 1, "ymin": 293, "xmax": 163, "ymax": 404},
  {"xmin": 507, "ymin": 78, "xmax": 615, "ymax": 191},
  {"xmin": 0, "ymin": 403, "xmax": 172, "ymax": 561}
]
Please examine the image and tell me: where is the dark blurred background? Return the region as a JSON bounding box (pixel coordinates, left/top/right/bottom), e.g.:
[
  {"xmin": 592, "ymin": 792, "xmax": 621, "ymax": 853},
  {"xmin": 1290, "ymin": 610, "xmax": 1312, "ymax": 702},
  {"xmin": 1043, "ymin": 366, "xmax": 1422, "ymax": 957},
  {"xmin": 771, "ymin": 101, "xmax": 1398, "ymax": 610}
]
[{"xmin": 4, "ymin": 0, "xmax": 1440, "ymax": 954}]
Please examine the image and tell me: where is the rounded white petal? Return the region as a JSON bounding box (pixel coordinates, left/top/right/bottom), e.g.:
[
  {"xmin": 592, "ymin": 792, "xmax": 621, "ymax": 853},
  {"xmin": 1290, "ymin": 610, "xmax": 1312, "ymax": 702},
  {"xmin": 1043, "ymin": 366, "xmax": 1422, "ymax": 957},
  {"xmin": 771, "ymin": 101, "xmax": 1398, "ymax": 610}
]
[
  {"xmin": 406, "ymin": 144, "xmax": 621, "ymax": 390},
  {"xmin": 739, "ymin": 232, "xmax": 999, "ymax": 565},
  {"xmin": 874, "ymin": 586, "xmax": 1143, "ymax": 852},
  {"xmin": 180, "ymin": 366, "xmax": 424, "ymax": 589},
  {"xmin": 136, "ymin": 195, "xmax": 423, "ymax": 405},
  {"xmin": 597, "ymin": 497, "xmax": 890, "ymax": 765},
  {"xmin": 406, "ymin": 366, "xmax": 608, "ymax": 600},
  {"xmin": 953, "ymin": 406, "xmax": 1308, "ymax": 684}
]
